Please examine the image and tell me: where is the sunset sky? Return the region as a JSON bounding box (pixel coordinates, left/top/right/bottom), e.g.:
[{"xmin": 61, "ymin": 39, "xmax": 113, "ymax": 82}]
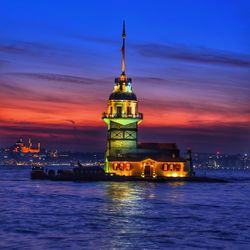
[{"xmin": 0, "ymin": 0, "xmax": 249, "ymax": 153}]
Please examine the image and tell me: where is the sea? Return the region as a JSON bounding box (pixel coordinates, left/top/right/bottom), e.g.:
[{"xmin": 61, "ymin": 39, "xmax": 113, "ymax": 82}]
[{"xmin": 0, "ymin": 166, "xmax": 250, "ymax": 250}]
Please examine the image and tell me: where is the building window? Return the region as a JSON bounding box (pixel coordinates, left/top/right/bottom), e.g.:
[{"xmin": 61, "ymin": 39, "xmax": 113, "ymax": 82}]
[
  {"xmin": 112, "ymin": 163, "xmax": 133, "ymax": 171},
  {"xmin": 170, "ymin": 164, "xmax": 173, "ymax": 171},
  {"xmin": 127, "ymin": 106, "xmax": 132, "ymax": 115},
  {"xmin": 126, "ymin": 163, "xmax": 131, "ymax": 171},
  {"xmin": 162, "ymin": 164, "xmax": 168, "ymax": 171},
  {"xmin": 113, "ymin": 163, "xmax": 118, "ymax": 170},
  {"xmin": 120, "ymin": 163, "xmax": 124, "ymax": 170},
  {"xmin": 110, "ymin": 107, "xmax": 113, "ymax": 115},
  {"xmin": 175, "ymin": 164, "xmax": 180, "ymax": 171},
  {"xmin": 117, "ymin": 107, "xmax": 122, "ymax": 117}
]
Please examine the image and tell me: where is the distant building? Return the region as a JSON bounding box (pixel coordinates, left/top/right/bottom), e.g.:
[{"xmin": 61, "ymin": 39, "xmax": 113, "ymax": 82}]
[
  {"xmin": 13, "ymin": 138, "xmax": 40, "ymax": 153},
  {"xmin": 102, "ymin": 22, "xmax": 193, "ymax": 177}
]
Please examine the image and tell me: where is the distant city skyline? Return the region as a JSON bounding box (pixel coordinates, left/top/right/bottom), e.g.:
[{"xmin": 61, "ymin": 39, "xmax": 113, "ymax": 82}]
[{"xmin": 0, "ymin": 0, "xmax": 249, "ymax": 153}]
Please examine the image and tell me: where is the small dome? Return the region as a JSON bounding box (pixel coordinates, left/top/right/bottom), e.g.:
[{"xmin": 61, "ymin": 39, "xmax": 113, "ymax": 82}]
[{"xmin": 109, "ymin": 92, "xmax": 137, "ymax": 101}]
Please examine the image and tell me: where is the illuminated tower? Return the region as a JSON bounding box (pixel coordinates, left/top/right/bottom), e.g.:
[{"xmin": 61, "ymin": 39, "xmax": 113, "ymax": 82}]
[
  {"xmin": 28, "ymin": 137, "xmax": 32, "ymax": 149},
  {"xmin": 102, "ymin": 22, "xmax": 143, "ymax": 172}
]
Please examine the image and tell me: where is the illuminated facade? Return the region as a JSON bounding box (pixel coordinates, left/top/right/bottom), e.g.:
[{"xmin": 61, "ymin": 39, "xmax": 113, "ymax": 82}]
[
  {"xmin": 13, "ymin": 138, "xmax": 40, "ymax": 153},
  {"xmin": 102, "ymin": 22, "xmax": 193, "ymax": 178}
]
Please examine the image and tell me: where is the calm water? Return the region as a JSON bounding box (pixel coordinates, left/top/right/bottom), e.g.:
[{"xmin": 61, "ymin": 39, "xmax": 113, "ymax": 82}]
[{"xmin": 0, "ymin": 167, "xmax": 250, "ymax": 250}]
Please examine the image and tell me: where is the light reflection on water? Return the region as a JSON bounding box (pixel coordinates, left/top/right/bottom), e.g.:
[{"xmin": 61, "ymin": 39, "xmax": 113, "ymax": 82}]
[{"xmin": 0, "ymin": 167, "xmax": 250, "ymax": 249}]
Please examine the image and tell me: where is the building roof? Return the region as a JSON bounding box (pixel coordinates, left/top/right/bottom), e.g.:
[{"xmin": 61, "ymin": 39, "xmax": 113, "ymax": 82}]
[
  {"xmin": 109, "ymin": 92, "xmax": 137, "ymax": 101},
  {"xmin": 138, "ymin": 142, "xmax": 179, "ymax": 150},
  {"xmin": 108, "ymin": 154, "xmax": 185, "ymax": 162},
  {"xmin": 108, "ymin": 142, "xmax": 183, "ymax": 162}
]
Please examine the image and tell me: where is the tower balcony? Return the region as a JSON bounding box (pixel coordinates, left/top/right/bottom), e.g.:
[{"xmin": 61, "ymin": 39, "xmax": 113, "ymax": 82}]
[
  {"xmin": 102, "ymin": 112, "xmax": 143, "ymax": 120},
  {"xmin": 115, "ymin": 77, "xmax": 132, "ymax": 83}
]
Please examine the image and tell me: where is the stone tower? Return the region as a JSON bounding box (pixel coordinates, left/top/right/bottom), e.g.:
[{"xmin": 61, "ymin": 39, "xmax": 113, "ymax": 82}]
[{"xmin": 102, "ymin": 22, "xmax": 143, "ymax": 172}]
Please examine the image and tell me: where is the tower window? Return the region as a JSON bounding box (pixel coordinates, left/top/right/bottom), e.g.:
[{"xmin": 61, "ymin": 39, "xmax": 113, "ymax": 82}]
[
  {"xmin": 117, "ymin": 106, "xmax": 122, "ymax": 117},
  {"xmin": 127, "ymin": 107, "xmax": 132, "ymax": 115},
  {"xmin": 110, "ymin": 107, "xmax": 113, "ymax": 115}
]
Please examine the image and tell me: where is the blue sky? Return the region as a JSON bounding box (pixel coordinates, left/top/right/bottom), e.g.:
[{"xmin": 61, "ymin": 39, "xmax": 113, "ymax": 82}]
[{"xmin": 0, "ymin": 0, "xmax": 249, "ymax": 153}]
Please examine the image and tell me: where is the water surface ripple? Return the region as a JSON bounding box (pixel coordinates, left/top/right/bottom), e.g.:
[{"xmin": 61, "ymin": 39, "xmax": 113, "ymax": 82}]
[{"xmin": 0, "ymin": 167, "xmax": 250, "ymax": 249}]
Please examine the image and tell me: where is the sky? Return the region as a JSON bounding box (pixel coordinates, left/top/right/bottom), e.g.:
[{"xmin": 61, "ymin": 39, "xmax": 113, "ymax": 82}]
[{"xmin": 0, "ymin": 0, "xmax": 249, "ymax": 153}]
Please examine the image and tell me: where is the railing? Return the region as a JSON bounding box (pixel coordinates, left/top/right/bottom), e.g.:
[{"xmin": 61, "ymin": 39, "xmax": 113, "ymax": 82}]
[
  {"xmin": 114, "ymin": 77, "xmax": 132, "ymax": 83},
  {"xmin": 102, "ymin": 112, "xmax": 143, "ymax": 119}
]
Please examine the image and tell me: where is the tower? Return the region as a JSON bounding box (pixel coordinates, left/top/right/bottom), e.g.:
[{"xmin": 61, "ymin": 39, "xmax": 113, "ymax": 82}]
[
  {"xmin": 28, "ymin": 137, "xmax": 32, "ymax": 148},
  {"xmin": 101, "ymin": 23, "xmax": 189, "ymax": 178},
  {"xmin": 102, "ymin": 22, "xmax": 143, "ymax": 173}
]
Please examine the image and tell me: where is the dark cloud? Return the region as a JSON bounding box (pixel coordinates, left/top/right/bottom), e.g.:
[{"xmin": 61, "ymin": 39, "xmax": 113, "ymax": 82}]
[
  {"xmin": 65, "ymin": 119, "xmax": 76, "ymax": 125},
  {"xmin": 140, "ymin": 122, "xmax": 250, "ymax": 153},
  {"xmin": 133, "ymin": 76, "xmax": 166, "ymax": 83},
  {"xmin": 141, "ymin": 98, "xmax": 250, "ymax": 117},
  {"xmin": 134, "ymin": 43, "xmax": 250, "ymax": 68},
  {"xmin": 0, "ymin": 122, "xmax": 103, "ymax": 137},
  {"xmin": 0, "ymin": 40, "xmax": 97, "ymax": 69},
  {"xmin": 1, "ymin": 121, "xmax": 249, "ymax": 153},
  {"xmin": 0, "ymin": 79, "xmax": 36, "ymax": 97},
  {"xmin": 0, "ymin": 41, "xmax": 55, "ymax": 57},
  {"xmin": 0, "ymin": 44, "xmax": 28, "ymax": 54},
  {"xmin": 0, "ymin": 123, "xmax": 106, "ymax": 151},
  {"xmin": 2, "ymin": 37, "xmax": 250, "ymax": 70},
  {"xmin": 0, "ymin": 79, "xmax": 87, "ymax": 111},
  {"xmin": 0, "ymin": 59, "xmax": 10, "ymax": 67},
  {"xmin": 1, "ymin": 136, "xmax": 104, "ymax": 153},
  {"xmin": 71, "ymin": 33, "xmax": 117, "ymax": 46},
  {"xmin": 5, "ymin": 72, "xmax": 100, "ymax": 85},
  {"xmin": 69, "ymin": 33, "xmax": 250, "ymax": 68}
]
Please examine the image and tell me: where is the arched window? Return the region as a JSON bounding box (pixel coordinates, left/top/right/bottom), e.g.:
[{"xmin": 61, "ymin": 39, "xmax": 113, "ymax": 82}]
[
  {"xmin": 170, "ymin": 164, "xmax": 173, "ymax": 171},
  {"xmin": 126, "ymin": 163, "xmax": 131, "ymax": 171},
  {"xmin": 127, "ymin": 107, "xmax": 132, "ymax": 115},
  {"xmin": 120, "ymin": 163, "xmax": 124, "ymax": 171},
  {"xmin": 113, "ymin": 163, "xmax": 118, "ymax": 170},
  {"xmin": 175, "ymin": 164, "xmax": 180, "ymax": 171},
  {"xmin": 117, "ymin": 107, "xmax": 122, "ymax": 117},
  {"xmin": 162, "ymin": 164, "xmax": 168, "ymax": 171}
]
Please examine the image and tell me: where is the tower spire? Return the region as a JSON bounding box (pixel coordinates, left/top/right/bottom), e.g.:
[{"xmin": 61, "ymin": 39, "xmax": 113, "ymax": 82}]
[{"xmin": 121, "ymin": 20, "xmax": 126, "ymax": 74}]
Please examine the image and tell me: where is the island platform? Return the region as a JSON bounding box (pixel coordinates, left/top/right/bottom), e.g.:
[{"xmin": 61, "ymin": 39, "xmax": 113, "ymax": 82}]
[{"xmin": 30, "ymin": 166, "xmax": 227, "ymax": 183}]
